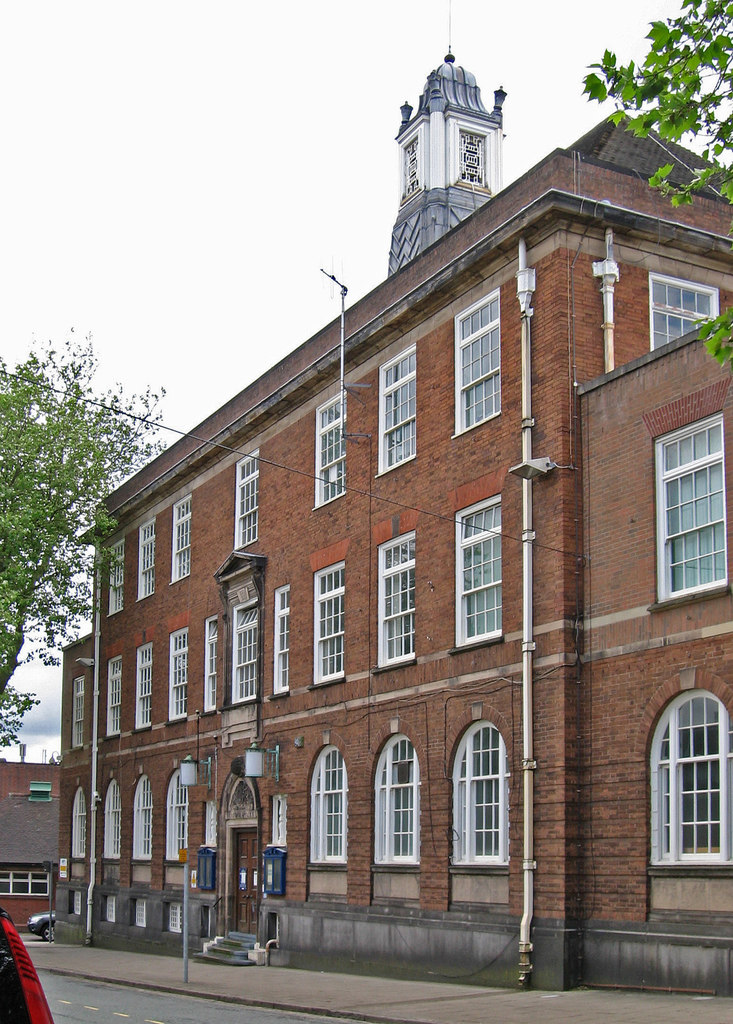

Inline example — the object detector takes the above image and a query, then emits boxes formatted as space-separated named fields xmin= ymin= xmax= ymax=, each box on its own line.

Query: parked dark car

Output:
xmin=27 ymin=912 xmax=55 ymax=942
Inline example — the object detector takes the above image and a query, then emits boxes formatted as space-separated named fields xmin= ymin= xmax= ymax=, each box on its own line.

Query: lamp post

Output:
xmin=182 ymin=850 xmax=190 ymax=982
xmin=76 ymin=551 xmax=100 ymax=950
xmin=178 ymin=745 xmax=215 ymax=981
xmin=179 ymin=757 xmax=196 ymax=983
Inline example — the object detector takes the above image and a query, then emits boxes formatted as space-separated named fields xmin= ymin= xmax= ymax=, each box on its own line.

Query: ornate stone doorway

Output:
xmin=222 ymin=774 xmax=259 ymax=936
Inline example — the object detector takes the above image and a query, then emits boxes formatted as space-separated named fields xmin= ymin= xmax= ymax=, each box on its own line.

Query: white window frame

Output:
xmin=272 ymin=794 xmax=287 ymax=847
xmin=138 ymin=519 xmax=156 ymax=599
xmin=166 ymin=769 xmax=189 ymax=861
xmin=103 ymin=779 xmax=121 ymax=860
xmin=72 ymin=676 xmax=84 ymax=748
xmin=172 ymin=496 xmax=192 ymax=582
xmin=204 ymin=616 xmax=218 ymax=712
xmin=311 ymin=746 xmax=347 ymax=863
xmin=236 ymin=453 xmax=259 ymax=548
xmin=168 ymin=902 xmax=182 ymax=933
xmin=314 ymin=563 xmax=345 ymax=684
xmin=107 ymin=656 xmax=122 ymax=736
xmin=316 ymin=395 xmax=346 ymax=506
xmin=232 ymin=604 xmax=258 ymax=702
xmin=456 ymin=498 xmax=502 ymax=646
xmin=105 ymin=895 xmax=116 ymax=923
xmin=378 ymin=534 xmax=416 ymax=667
xmin=651 ymin=691 xmax=733 ymax=863
xmin=134 ymin=899 xmax=147 ymax=928
xmin=0 ymin=871 xmax=48 ymax=897
xmin=205 ymin=799 xmax=218 ymax=846
xmin=655 ymin=414 xmax=727 ymax=602
xmin=379 ymin=346 xmax=416 ymax=473
xmin=133 ymin=776 xmax=153 ymax=860
xmin=108 ymin=539 xmax=124 ymax=614
xmin=375 ymin=735 xmax=420 ymax=864
xmin=649 ymin=272 xmax=719 ymax=350
xmin=455 ymin=290 xmax=501 ymax=434
xmin=135 ymin=643 xmax=153 ymax=729
xmin=273 ymin=586 xmax=290 ymax=694
xmin=452 ymin=722 xmax=509 ymax=864
xmin=169 ymin=628 xmax=188 ymax=721
xmin=71 ymin=787 xmax=86 ymax=859
xmin=73 ymin=890 xmax=82 ymax=916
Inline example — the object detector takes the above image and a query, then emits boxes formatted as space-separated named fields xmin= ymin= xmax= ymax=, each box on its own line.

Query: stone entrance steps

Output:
xmin=196 ymin=931 xmax=257 ymax=966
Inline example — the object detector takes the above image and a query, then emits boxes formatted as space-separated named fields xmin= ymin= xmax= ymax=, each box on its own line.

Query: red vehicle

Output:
xmin=0 ymin=907 xmax=54 ymax=1023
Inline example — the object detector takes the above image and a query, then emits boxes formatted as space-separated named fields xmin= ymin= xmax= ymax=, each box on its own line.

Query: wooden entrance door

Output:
xmin=234 ymin=828 xmax=258 ymax=934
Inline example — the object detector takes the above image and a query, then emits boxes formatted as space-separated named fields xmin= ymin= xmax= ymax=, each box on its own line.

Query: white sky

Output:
xmin=1 ymin=0 xmax=675 ymax=762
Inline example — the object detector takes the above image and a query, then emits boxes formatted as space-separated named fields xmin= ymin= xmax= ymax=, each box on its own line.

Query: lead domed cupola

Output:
xmin=389 ymin=53 xmax=506 ymax=275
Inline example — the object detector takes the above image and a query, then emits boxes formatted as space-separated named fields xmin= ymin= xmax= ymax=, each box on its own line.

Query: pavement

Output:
xmin=24 ymin=935 xmax=733 ymax=1024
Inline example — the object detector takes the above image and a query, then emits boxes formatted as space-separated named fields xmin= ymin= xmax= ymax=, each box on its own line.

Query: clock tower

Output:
xmin=389 ymin=53 xmax=505 ymax=275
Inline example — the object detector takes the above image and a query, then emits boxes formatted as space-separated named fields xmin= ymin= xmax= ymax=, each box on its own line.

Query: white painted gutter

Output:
xmin=516 ymin=238 xmax=537 ymax=986
xmin=86 ymin=555 xmax=102 ymax=945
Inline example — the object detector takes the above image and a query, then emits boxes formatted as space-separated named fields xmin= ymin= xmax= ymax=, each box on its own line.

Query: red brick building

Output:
xmin=0 ymin=760 xmax=59 ymax=929
xmin=57 ymin=57 xmax=733 ymax=992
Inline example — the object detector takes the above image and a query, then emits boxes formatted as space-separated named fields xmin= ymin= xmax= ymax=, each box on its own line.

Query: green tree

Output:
xmin=0 ymin=687 xmax=39 ymax=748
xmin=0 ymin=338 xmax=164 ymax=708
xmin=584 ymin=0 xmax=733 ymax=363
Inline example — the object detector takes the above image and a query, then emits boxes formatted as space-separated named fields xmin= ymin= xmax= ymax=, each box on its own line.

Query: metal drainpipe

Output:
xmin=86 ymin=552 xmax=102 ymax=945
xmin=592 ymin=228 xmax=620 ymax=373
xmin=516 ymin=237 xmax=537 ymax=986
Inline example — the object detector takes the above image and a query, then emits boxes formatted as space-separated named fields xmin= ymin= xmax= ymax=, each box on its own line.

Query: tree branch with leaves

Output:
xmin=0 ymin=338 xmax=164 ymax=711
xmin=584 ymin=0 xmax=733 ymax=363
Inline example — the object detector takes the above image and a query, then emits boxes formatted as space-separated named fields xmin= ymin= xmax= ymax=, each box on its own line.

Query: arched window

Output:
xmin=311 ymin=747 xmax=347 ymax=862
xmin=651 ymin=691 xmax=733 ymax=862
xmin=452 ymin=721 xmax=509 ymax=864
xmin=375 ymin=735 xmax=420 ymax=863
xmin=71 ymin=787 xmax=86 ymax=859
xmin=133 ymin=776 xmax=153 ymax=860
xmin=166 ymin=770 xmax=188 ymax=861
xmin=103 ymin=779 xmax=121 ymax=859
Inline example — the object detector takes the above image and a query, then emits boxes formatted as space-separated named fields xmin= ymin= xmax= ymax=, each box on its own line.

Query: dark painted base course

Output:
xmin=262 ymin=901 xmax=578 ymax=989
xmin=582 ymin=917 xmax=733 ymax=997
xmin=51 ymin=885 xmax=733 ymax=995
xmin=53 ymin=883 xmax=216 ymax=958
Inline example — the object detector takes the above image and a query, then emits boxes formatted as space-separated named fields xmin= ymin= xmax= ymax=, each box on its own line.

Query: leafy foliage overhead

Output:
xmin=0 ymin=338 xmax=164 ymax=700
xmin=584 ymin=0 xmax=733 ymax=363
xmin=0 ymin=687 xmax=39 ymax=749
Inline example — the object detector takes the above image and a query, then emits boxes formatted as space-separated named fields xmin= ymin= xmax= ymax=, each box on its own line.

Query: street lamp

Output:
xmin=179 ymin=754 xmax=212 ymax=788
xmin=178 ymin=757 xmax=199 ymax=983
xmin=177 ymin=747 xmax=215 ymax=982
xmin=508 ymin=456 xmax=557 ymax=480
xmin=244 ymin=740 xmax=280 ymax=782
